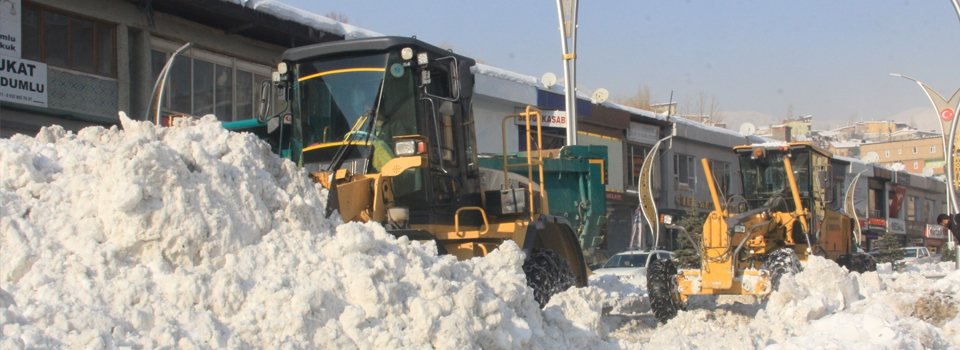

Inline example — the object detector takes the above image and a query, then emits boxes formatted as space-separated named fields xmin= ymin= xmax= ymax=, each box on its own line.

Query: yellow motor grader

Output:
xmin=640 ymin=142 xmax=876 ymax=323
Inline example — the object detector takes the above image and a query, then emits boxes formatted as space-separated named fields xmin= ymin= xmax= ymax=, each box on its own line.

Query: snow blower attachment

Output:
xmin=221 ymin=37 xmax=605 ymax=307
xmin=641 ymin=142 xmax=876 ymax=324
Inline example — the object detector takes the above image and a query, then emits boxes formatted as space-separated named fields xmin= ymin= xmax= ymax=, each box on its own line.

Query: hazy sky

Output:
xmin=281 ymin=0 xmax=960 ymax=132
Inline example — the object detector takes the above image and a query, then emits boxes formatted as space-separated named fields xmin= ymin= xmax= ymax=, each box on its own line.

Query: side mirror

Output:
xmin=257 ymin=80 xmax=271 ymax=123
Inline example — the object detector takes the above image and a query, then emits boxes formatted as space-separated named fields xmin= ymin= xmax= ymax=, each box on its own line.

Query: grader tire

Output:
xmin=523 ymin=248 xmax=577 ymax=308
xmin=764 ymin=248 xmax=802 ymax=292
xmin=647 ymin=258 xmax=681 ymax=324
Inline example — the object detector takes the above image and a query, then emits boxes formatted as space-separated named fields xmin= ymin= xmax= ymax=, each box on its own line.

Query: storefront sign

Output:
xmin=0 ymin=0 xmax=19 ymax=57
xmin=0 ymin=56 xmax=47 ymax=107
xmin=909 ymin=238 xmax=925 ymax=245
xmin=906 ymin=221 xmax=925 ymax=234
xmin=605 ymin=192 xmax=623 ymax=201
xmin=887 ymin=218 xmax=906 ymax=234
xmin=627 ymin=122 xmax=659 ymax=145
xmin=926 ymin=224 xmax=945 ymax=239
xmin=867 ymin=217 xmax=886 ymax=231
xmin=515 ymin=110 xmax=566 ymax=128
xmin=675 ymin=195 xmax=695 ymax=208
xmin=894 ymin=171 xmax=912 ymax=185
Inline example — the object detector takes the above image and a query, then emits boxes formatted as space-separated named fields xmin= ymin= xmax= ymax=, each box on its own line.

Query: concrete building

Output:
xmin=854 ymin=120 xmax=911 ymax=142
xmin=838 ymin=156 xmax=947 ymax=252
xmin=859 ymin=137 xmax=945 ymax=176
xmin=827 ymin=140 xmax=862 ymax=158
xmin=781 ymin=115 xmax=812 ymax=138
xmin=1 ymin=0 xmax=378 ymax=138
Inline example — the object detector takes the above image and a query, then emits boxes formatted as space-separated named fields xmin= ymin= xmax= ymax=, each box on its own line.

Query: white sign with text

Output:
xmin=514 ymin=110 xmax=567 ymax=128
xmin=1 ymin=55 xmax=47 ymax=107
xmin=627 ymin=122 xmax=659 ymax=144
xmin=887 ymin=218 xmax=906 ymax=235
xmin=0 ymin=0 xmax=20 ymax=57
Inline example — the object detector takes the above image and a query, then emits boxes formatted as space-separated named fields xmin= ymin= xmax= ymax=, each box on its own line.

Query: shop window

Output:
xmin=517 ymin=126 xmax=565 ymax=151
xmin=708 ymin=159 xmax=731 ymax=195
xmin=907 ymin=196 xmax=916 ymax=221
xmin=22 ymin=5 xmax=116 ymax=77
xmin=674 ymin=154 xmax=695 ymax=190
xmin=151 ymin=46 xmax=274 ymax=121
xmin=629 ymin=145 xmax=650 ymax=187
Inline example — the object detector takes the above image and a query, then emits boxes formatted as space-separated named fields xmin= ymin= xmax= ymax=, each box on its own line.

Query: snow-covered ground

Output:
xmin=1 ymin=116 xmax=958 ymax=349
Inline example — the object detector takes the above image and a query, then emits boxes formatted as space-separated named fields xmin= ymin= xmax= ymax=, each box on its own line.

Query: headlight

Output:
xmin=395 ymin=140 xmax=425 ymax=156
xmin=660 ymin=214 xmax=673 ymax=225
xmin=417 ymin=52 xmax=429 ymax=66
xmin=277 ymin=62 xmax=288 ymax=74
xmin=734 ymin=224 xmax=746 ymax=233
xmin=401 ymin=47 xmax=414 ymax=60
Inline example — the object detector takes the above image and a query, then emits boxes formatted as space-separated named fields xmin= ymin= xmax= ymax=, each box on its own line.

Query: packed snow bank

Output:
xmin=592 ymin=256 xmax=959 ymax=349
xmin=1 ymin=114 xmax=958 ymax=349
xmin=0 ymin=114 xmax=619 ymax=349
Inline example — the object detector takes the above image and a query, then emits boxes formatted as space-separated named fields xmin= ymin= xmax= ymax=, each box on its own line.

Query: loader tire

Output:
xmin=837 ymin=253 xmax=859 ymax=272
xmin=647 ymin=258 xmax=682 ymax=324
xmin=764 ymin=248 xmax=802 ymax=292
xmin=837 ymin=253 xmax=877 ymax=273
xmin=523 ymin=248 xmax=577 ymax=308
xmin=857 ymin=253 xmax=877 ymax=272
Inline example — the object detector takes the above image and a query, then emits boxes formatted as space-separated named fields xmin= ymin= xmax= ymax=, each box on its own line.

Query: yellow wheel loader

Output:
xmin=222 ymin=37 xmax=594 ymax=306
xmin=640 ymin=142 xmax=876 ymax=323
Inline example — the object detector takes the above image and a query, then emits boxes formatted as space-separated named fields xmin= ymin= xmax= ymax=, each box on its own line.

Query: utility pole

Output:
xmin=556 ymin=0 xmax=578 ymax=146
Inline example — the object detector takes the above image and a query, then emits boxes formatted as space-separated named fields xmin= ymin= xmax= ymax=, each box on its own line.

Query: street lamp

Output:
xmin=890 ymin=73 xmax=960 ymax=249
xmin=555 ymin=0 xmax=578 ymax=146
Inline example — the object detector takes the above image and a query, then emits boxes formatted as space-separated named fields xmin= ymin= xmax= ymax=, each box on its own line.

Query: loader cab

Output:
xmin=276 ymin=37 xmax=481 ymax=213
xmin=736 ymin=143 xmax=846 ymax=211
xmin=735 ymin=143 xmax=847 ymax=236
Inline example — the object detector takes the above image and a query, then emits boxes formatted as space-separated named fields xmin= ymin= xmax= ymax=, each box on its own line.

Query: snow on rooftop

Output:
xmin=224 ymin=0 xmax=384 ymax=40
xmin=471 ymin=64 xmax=540 ymax=88
xmin=750 ymin=141 xmax=790 ymax=147
xmin=471 ymin=63 xmax=756 ymax=143
xmin=830 ymin=140 xmax=860 ymax=148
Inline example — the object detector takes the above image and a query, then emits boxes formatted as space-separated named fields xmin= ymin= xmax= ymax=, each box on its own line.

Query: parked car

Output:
xmin=901 ymin=246 xmax=939 ymax=265
xmin=591 ymin=249 xmax=675 ymax=279
xmin=865 ymin=248 xmax=939 ymax=265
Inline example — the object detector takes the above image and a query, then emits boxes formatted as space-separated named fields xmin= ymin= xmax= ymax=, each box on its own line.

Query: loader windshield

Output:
xmin=738 ymin=150 xmax=811 ymax=206
xmin=294 ymin=52 xmax=418 ymax=173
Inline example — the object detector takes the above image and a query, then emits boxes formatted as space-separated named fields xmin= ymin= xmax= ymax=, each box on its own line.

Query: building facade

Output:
xmin=859 ymin=137 xmax=944 ymax=176
xmin=1 ymin=0 xmax=366 ymax=138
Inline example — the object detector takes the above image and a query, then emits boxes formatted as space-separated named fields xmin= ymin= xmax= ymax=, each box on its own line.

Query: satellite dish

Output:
xmin=739 ymin=122 xmax=756 ymax=136
xmin=592 ymin=88 xmax=609 ymax=103
xmin=862 ymin=152 xmax=879 ymax=164
xmin=541 ymin=72 xmax=557 ymax=89
xmin=923 ymin=166 xmax=934 ymax=177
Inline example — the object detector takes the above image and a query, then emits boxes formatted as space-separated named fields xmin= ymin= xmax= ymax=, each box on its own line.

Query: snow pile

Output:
xmin=0 ymin=115 xmax=616 ymax=349
xmin=592 ymin=256 xmax=959 ymax=349
xmin=1 ymin=114 xmax=958 ymax=349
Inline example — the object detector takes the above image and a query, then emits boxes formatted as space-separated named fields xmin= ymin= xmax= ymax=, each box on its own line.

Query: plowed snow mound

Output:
xmin=595 ymin=256 xmax=960 ymax=349
xmin=0 ymin=115 xmax=617 ymax=349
